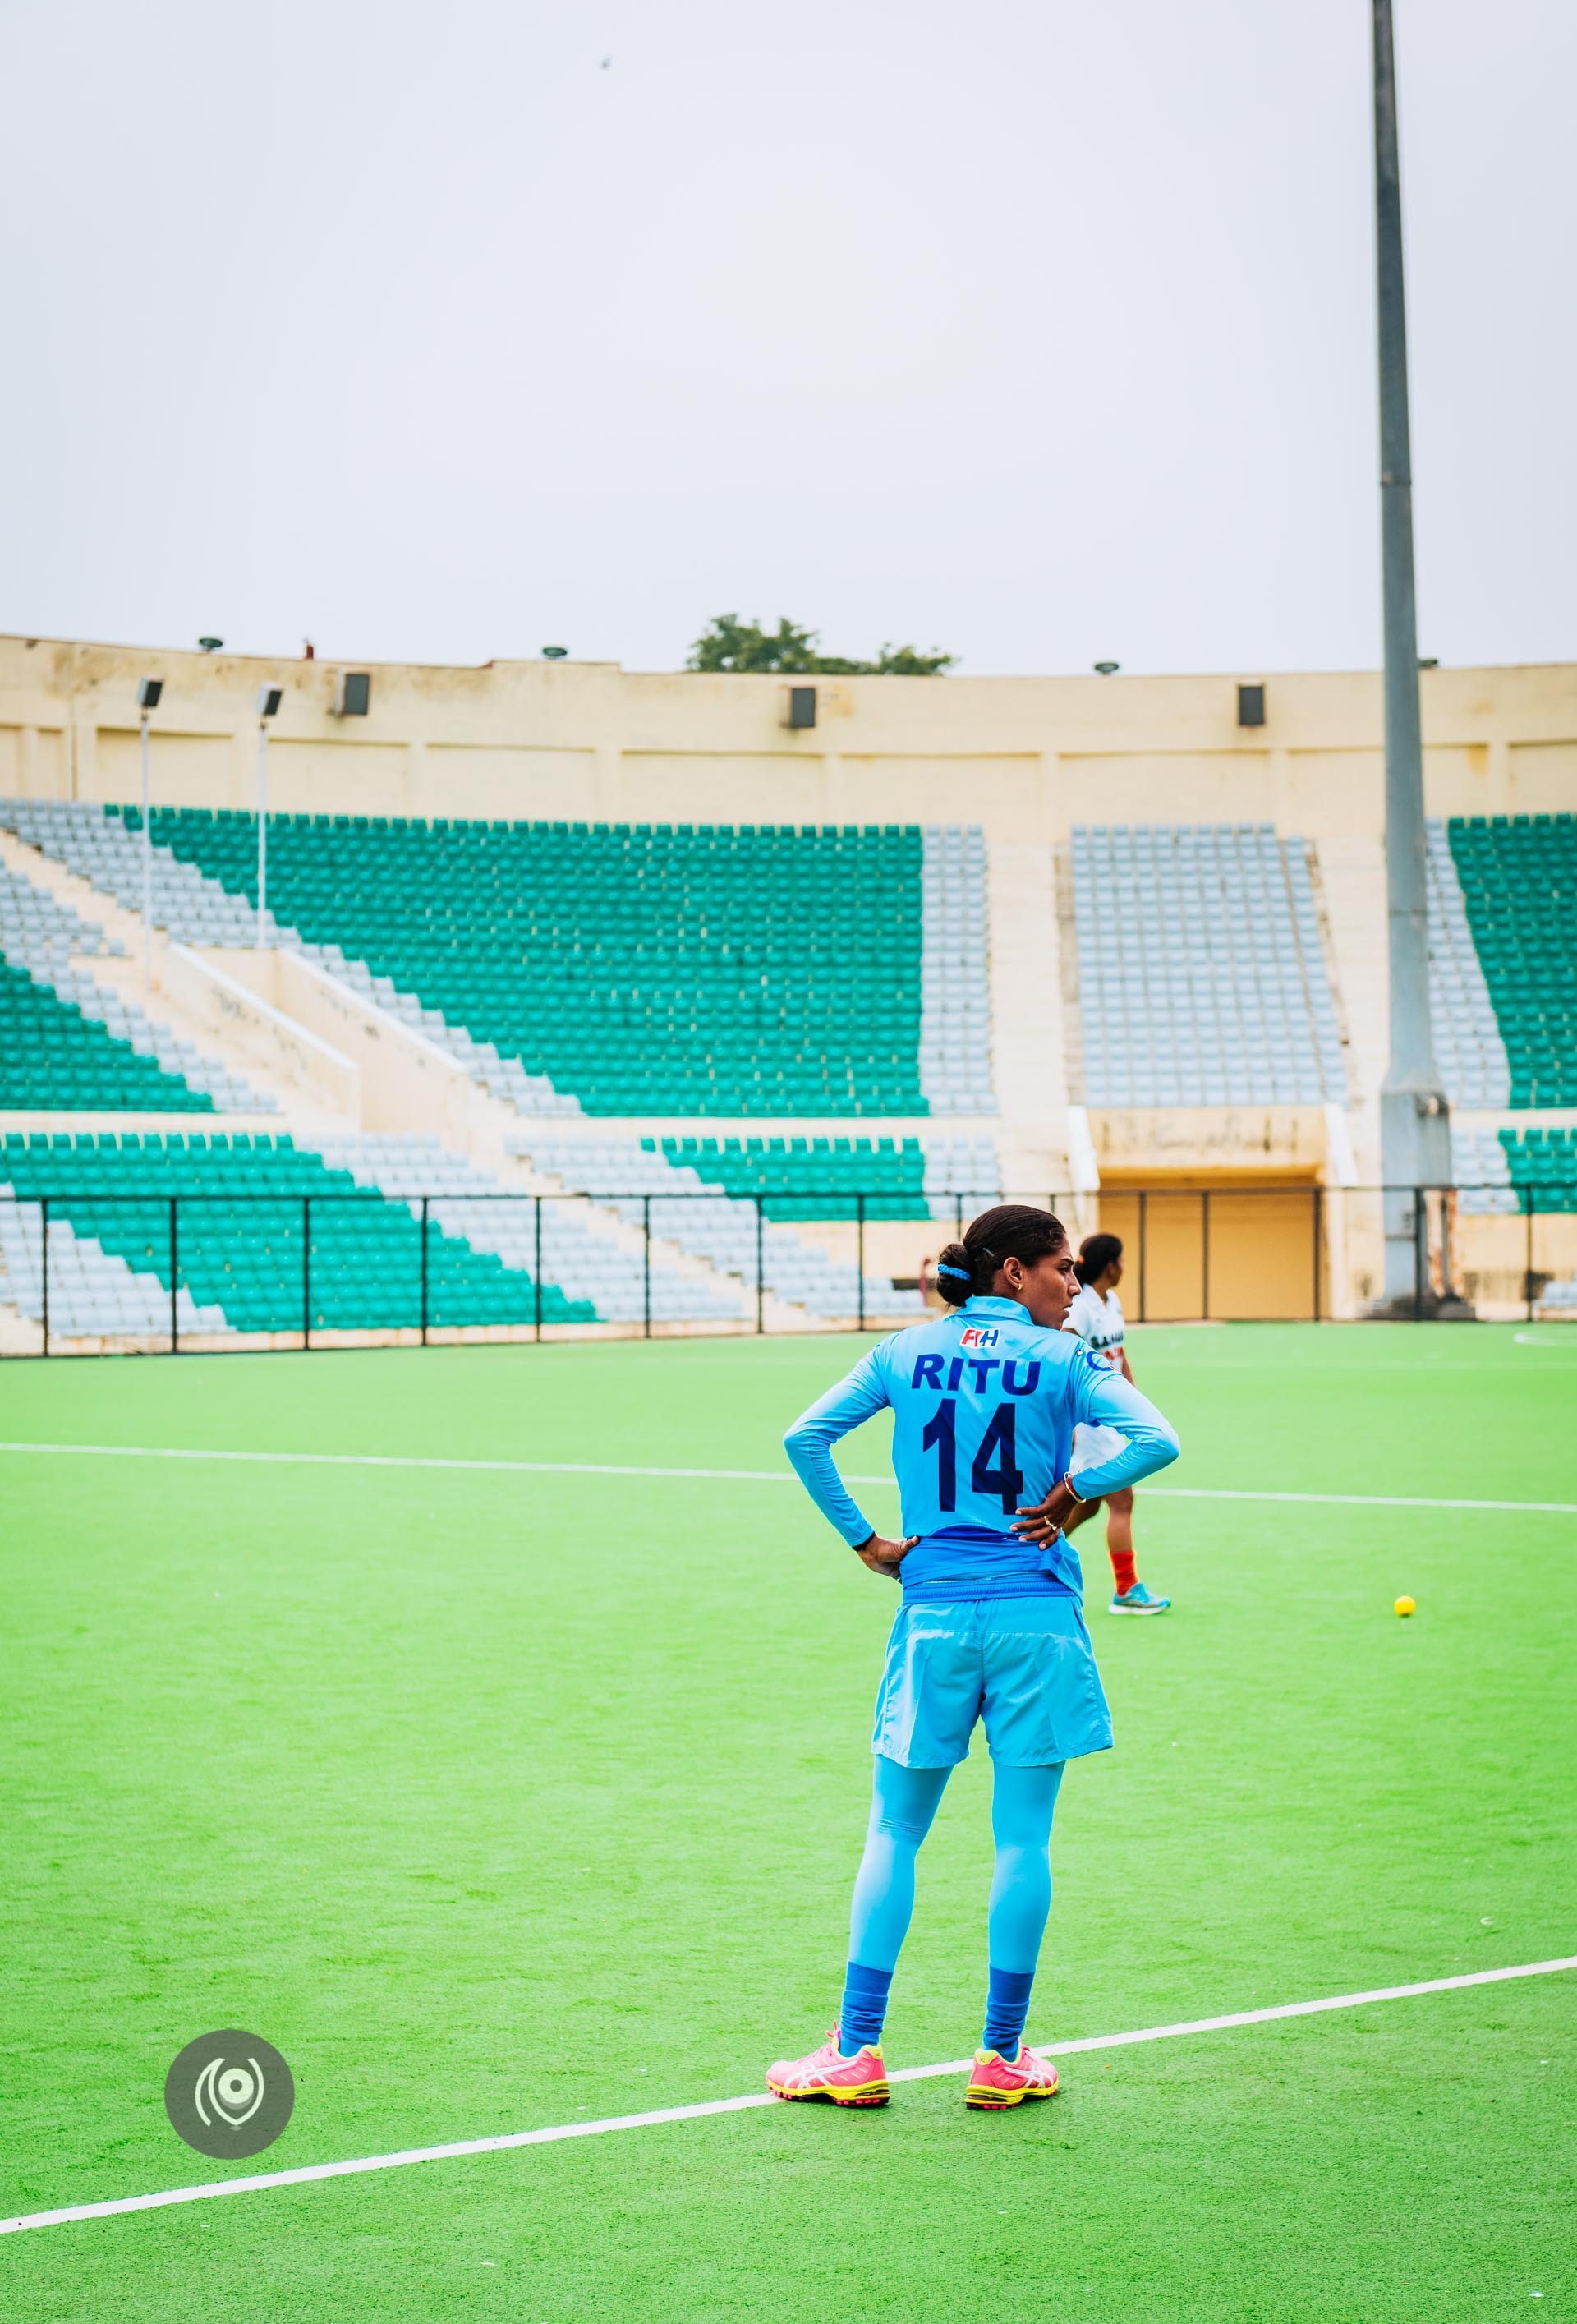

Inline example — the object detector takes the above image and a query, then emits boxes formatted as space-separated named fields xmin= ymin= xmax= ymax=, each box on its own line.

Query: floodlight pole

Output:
xmin=139 ymin=708 xmax=154 ymax=989
xmin=136 ymin=676 xmax=163 ymax=987
xmin=257 ymin=722 xmax=269 ymax=949
xmin=255 ymin=684 xmax=283 ymax=949
xmin=1372 ymin=0 xmax=1449 ymax=1303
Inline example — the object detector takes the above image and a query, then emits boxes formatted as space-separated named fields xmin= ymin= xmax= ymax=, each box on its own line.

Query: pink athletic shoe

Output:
xmin=964 ymin=2044 xmax=1060 ymax=2109
xmin=766 ymin=2029 xmax=890 ymax=2107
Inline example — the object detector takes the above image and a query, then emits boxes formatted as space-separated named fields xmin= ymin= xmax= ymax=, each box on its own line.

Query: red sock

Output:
xmin=1109 ymin=1547 xmax=1138 ymax=1596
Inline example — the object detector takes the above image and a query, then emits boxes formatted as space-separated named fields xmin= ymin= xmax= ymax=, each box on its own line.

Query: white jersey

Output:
xmin=1063 ymin=1284 xmax=1125 ymax=1364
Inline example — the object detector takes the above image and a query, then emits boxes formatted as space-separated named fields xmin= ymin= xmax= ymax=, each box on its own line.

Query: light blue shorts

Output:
xmin=871 ymin=1595 xmax=1113 ymax=1769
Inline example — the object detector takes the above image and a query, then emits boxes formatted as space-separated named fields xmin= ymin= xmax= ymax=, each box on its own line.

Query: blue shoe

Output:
xmin=1109 ymin=1581 xmax=1171 ymax=1615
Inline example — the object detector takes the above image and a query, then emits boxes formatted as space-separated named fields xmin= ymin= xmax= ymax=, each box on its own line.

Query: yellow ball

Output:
xmin=1394 ymin=1596 xmax=1416 ymax=1618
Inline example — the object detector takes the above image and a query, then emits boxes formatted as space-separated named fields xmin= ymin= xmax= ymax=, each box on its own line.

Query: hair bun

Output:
xmin=935 ymin=1240 xmax=973 ymax=1307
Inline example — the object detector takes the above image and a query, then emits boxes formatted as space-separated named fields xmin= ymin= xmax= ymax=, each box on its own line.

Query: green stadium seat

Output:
xmin=660 ymin=1134 xmax=931 ymax=1222
xmin=118 ymin=808 xmax=928 ymax=1117
xmin=0 ymin=957 xmax=213 ymax=1115
xmin=1499 ymin=1126 xmax=1577 ymax=1213
xmin=2 ymin=1134 xmax=595 ymax=1333
xmin=1448 ymin=815 xmax=1577 ymax=1108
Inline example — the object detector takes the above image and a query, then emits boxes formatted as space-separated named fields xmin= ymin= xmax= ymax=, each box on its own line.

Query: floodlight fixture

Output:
xmin=137 ymin=676 xmax=163 ymax=711
xmin=257 ymin=684 xmax=283 ymax=720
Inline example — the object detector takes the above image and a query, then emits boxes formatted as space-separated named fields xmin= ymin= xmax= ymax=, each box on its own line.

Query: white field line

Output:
xmin=1 ymin=1442 xmax=1575 ymax=1516
xmin=1144 ymin=1485 xmax=1577 ymax=1515
xmin=2 ymin=1956 xmax=1573 ymax=2238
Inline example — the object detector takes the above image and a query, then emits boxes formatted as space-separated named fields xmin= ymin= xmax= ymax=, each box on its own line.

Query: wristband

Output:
xmin=1060 ymin=1471 xmax=1088 ymax=1507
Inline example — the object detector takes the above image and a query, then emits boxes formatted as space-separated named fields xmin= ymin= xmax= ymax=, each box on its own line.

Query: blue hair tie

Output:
xmin=936 ymin=1263 xmax=972 ymax=1281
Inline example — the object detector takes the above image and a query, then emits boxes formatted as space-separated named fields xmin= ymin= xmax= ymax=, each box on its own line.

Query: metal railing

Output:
xmin=0 ymin=1180 xmax=1572 ymax=1356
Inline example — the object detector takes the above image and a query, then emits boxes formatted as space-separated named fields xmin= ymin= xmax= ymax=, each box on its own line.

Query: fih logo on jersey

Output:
xmin=959 ymin=1326 xmax=1000 ymax=1351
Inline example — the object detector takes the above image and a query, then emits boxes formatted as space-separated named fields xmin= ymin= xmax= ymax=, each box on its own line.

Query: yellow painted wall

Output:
xmin=2 ymin=635 xmax=1574 ymax=837
xmin=1095 ymin=1187 xmax=1321 ymax=1321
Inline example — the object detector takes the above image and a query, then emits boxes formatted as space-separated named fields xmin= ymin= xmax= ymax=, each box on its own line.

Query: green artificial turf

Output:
xmin=1 ymin=1323 xmax=1574 ymax=2320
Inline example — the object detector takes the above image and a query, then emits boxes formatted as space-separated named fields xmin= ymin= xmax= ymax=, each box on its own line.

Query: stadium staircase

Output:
xmin=0 ymin=847 xmax=271 ymax=1113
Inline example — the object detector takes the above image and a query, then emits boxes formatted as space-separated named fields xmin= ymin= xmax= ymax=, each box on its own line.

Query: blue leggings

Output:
xmin=848 ymin=1755 xmax=1064 ymax=1976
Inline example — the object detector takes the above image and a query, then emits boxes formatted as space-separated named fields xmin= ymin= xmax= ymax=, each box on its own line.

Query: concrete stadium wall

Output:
xmin=2 ymin=636 xmax=1575 ymax=834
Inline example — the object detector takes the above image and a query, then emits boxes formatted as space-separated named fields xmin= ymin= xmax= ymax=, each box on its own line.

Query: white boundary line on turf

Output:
xmin=1144 ymin=1484 xmax=1577 ymax=1515
xmin=2 ymin=1955 xmax=1573 ymax=2238
xmin=2 ymin=1443 xmax=1575 ymax=1516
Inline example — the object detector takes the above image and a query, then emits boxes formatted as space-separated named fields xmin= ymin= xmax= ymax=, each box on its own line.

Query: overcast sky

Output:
xmin=2 ymin=0 xmax=1572 ymax=678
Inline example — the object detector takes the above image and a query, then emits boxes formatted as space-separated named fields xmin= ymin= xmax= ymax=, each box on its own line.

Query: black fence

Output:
xmin=0 ymin=1181 xmax=1572 ymax=1356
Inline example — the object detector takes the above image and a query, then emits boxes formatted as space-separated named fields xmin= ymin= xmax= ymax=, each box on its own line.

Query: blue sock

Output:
xmin=982 ymin=1965 xmax=1036 ymax=2057
xmin=839 ymin=1962 xmax=893 ymax=2055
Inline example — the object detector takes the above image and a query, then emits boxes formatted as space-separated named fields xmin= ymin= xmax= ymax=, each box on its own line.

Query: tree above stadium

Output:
xmin=686 ymin=614 xmax=954 ymax=676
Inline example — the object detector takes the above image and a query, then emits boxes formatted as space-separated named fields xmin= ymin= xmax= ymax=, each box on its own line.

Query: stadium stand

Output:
xmin=632 ymin=1132 xmax=1001 ymax=1222
xmin=1447 ymin=814 xmax=1577 ymax=1107
xmin=3 ymin=639 xmax=1573 ymax=1338
xmin=0 ymin=858 xmax=271 ymax=1112
xmin=1072 ymin=823 xmax=1345 ymax=1107
xmin=0 ymin=797 xmax=570 ymax=1113
xmin=0 ymin=959 xmax=218 ymax=1114
xmin=634 ymin=1130 xmax=1002 ymax=1224
xmin=0 ymin=801 xmax=997 ymax=1121
xmin=0 ymin=1132 xmax=594 ymax=1335
xmin=1453 ymin=1123 xmax=1577 ymax=1217
xmin=502 ymin=1125 xmax=925 ymax=1320
xmin=1498 ymin=1125 xmax=1577 ymax=1212
xmin=1518 ymin=1131 xmax=1577 ymax=1311
xmin=922 ymin=1132 xmax=1004 ymax=1210
xmin=0 ymin=811 xmax=945 ymax=1330
xmin=302 ymin=1133 xmax=754 ymax=1327
xmin=919 ymin=825 xmax=995 ymax=1112
xmin=0 ymin=1191 xmax=232 ymax=1341
xmin=1425 ymin=824 xmax=1510 ymax=1108
xmin=1451 ymin=1125 xmax=1519 ymax=1213
xmin=648 ymin=1134 xmax=929 ymax=1219
xmin=0 ymin=854 xmax=123 ymax=972
xmin=2 ymin=799 xmax=265 ymax=946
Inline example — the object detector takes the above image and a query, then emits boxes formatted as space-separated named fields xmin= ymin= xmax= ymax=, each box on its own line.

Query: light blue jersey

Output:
xmin=784 ymin=1294 xmax=1181 ymax=1601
